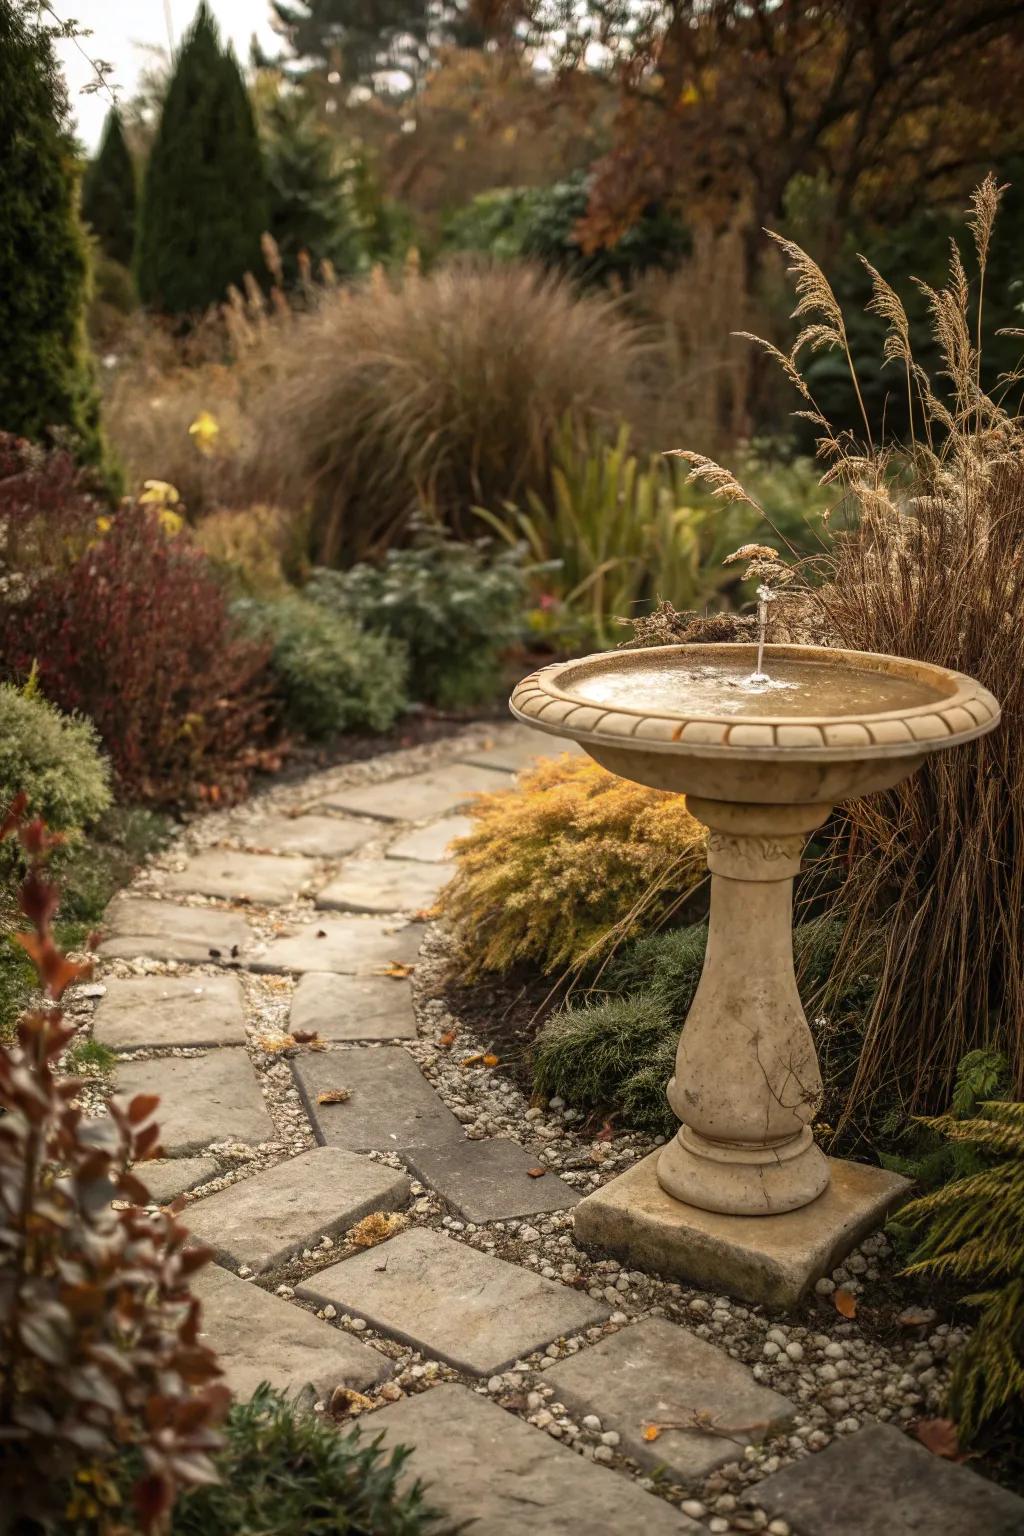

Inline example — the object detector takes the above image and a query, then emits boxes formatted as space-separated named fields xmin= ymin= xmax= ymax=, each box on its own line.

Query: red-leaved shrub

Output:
xmin=0 ymin=431 xmax=103 ymax=582
xmin=0 ymin=495 xmax=272 ymax=806
xmin=0 ymin=797 xmax=228 ymax=1530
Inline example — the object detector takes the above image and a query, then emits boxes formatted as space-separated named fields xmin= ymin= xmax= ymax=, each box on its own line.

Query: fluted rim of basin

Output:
xmin=510 ymin=643 xmax=1001 ymax=761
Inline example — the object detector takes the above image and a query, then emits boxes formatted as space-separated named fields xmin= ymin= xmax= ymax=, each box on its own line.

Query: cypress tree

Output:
xmin=81 ymin=108 xmax=136 ymax=266
xmin=0 ymin=0 xmax=105 ymax=467
xmin=136 ymin=4 xmax=268 ymax=316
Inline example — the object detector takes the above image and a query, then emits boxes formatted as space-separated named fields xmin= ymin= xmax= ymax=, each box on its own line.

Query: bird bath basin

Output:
xmin=511 ymin=643 xmax=1000 ymax=1232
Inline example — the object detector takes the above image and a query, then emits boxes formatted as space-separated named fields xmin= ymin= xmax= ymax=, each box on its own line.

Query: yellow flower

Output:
xmin=158 ymin=507 xmax=184 ymax=536
xmin=188 ymin=408 xmax=221 ymax=456
xmin=139 ymin=479 xmax=180 ymax=508
xmin=95 ymin=514 xmax=112 ymax=533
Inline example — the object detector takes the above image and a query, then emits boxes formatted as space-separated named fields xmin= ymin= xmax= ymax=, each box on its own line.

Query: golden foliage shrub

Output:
xmin=440 ymin=755 xmax=707 ymax=976
xmin=194 ymin=504 xmax=307 ymax=595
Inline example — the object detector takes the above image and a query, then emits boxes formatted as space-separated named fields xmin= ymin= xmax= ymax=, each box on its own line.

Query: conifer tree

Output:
xmin=81 ymin=108 xmax=136 ymax=266
xmin=0 ymin=0 xmax=106 ymax=467
xmin=136 ymin=4 xmax=268 ymax=315
xmin=264 ymin=95 xmax=363 ymax=285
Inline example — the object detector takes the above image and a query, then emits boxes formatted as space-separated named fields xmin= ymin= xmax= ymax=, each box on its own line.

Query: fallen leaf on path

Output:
xmin=460 ymin=1053 xmax=484 ymax=1067
xmin=833 ymin=1287 xmax=858 ymax=1318
xmin=377 ymin=961 xmax=414 ymax=978
xmin=316 ymin=1089 xmax=351 ymax=1105
xmin=482 ymin=1052 xmax=500 ymax=1067
xmin=642 ymin=1424 xmax=661 ymax=1441
xmin=349 ymin=1211 xmax=409 ymax=1248
xmin=526 ymin=1167 xmax=547 ymax=1179
xmin=437 ymin=1030 xmax=458 ymax=1049
xmin=254 ymin=1032 xmax=296 ymax=1054
xmin=914 ymin=1418 xmax=967 ymax=1460
xmin=329 ymin=1385 xmax=374 ymax=1419
xmin=898 ymin=1306 xmax=937 ymax=1328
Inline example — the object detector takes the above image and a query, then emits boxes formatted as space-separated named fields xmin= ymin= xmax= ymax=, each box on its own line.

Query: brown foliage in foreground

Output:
xmin=0 ymin=798 xmax=227 ymax=1530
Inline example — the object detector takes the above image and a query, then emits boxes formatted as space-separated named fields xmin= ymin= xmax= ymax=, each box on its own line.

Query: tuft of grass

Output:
xmin=166 ymin=1385 xmax=456 ymax=1536
xmin=63 ymin=1035 xmax=116 ymax=1075
xmin=533 ymin=991 xmax=678 ymax=1136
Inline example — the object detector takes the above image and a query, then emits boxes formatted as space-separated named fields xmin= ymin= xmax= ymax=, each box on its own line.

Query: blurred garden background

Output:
xmin=3 ymin=0 xmax=1024 ymax=1512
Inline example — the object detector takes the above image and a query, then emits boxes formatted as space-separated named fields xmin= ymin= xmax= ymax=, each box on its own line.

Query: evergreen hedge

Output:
xmin=0 ymin=0 xmax=106 ymax=467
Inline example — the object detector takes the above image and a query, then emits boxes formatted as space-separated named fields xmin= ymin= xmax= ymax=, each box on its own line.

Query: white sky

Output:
xmin=54 ymin=0 xmax=281 ymax=149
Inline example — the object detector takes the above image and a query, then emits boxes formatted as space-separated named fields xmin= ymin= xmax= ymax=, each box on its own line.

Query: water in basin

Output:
xmin=565 ymin=652 xmax=946 ymax=720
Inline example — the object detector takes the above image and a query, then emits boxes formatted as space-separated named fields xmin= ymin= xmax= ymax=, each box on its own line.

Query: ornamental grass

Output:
xmin=439 ymin=754 xmax=707 ymax=977
xmin=676 ymin=176 xmax=1024 ymax=1121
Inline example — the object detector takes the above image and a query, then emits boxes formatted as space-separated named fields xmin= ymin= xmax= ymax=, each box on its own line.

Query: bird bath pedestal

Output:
xmin=511 ymin=643 xmax=1000 ymax=1305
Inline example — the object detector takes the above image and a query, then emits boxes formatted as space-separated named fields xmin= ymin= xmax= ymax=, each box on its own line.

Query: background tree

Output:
xmin=0 ymin=0 xmax=106 ymax=468
xmin=136 ymin=3 xmax=268 ymax=316
xmin=81 ymin=107 xmax=136 ymax=266
xmin=504 ymin=1 xmax=1024 ymax=266
xmin=270 ymin=0 xmax=437 ymax=98
xmin=263 ymin=91 xmax=365 ymax=285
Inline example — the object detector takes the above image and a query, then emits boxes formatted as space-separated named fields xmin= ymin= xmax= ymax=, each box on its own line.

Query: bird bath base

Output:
xmin=573 ymin=1148 xmax=909 ymax=1309
xmin=510 ymin=641 xmax=1000 ymax=1306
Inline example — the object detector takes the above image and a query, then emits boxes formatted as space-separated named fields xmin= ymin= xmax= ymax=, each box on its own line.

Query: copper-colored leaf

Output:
xmin=482 ymin=1052 xmax=500 ymax=1067
xmin=914 ymin=1417 xmax=966 ymax=1460
xmin=898 ymin=1306 xmax=937 ymax=1328
xmin=642 ymin=1424 xmax=661 ymax=1441
xmin=127 ymin=1094 xmax=161 ymax=1126
xmin=377 ymin=961 xmax=414 ymax=979
xmin=526 ymin=1167 xmax=547 ymax=1179
xmin=833 ymin=1287 xmax=858 ymax=1318
xmin=316 ymin=1088 xmax=350 ymax=1105
xmin=291 ymin=1028 xmax=319 ymax=1043
xmin=437 ymin=1029 xmax=458 ymax=1048
xmin=460 ymin=1053 xmax=484 ymax=1067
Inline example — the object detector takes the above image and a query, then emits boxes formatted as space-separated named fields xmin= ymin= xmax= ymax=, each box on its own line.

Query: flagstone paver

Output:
xmin=318 ymin=763 xmax=512 ymax=823
xmin=460 ymin=726 xmax=585 ymax=774
xmin=293 ymin=1046 xmax=464 ymax=1152
xmin=182 ymin=1146 xmax=410 ymax=1273
xmin=370 ymin=1385 xmax=700 ymax=1535
xmin=386 ymin=814 xmax=472 ymax=863
xmin=92 ymin=974 xmax=246 ymax=1051
xmin=290 ymin=972 xmax=417 ymax=1041
xmin=238 ymin=812 xmax=378 ymax=858
xmin=162 ymin=849 xmax=318 ymax=904
xmin=298 ymin=1227 xmax=610 ymax=1375
xmin=544 ymin=1316 xmax=796 ymax=1481
xmin=406 ymin=1138 xmax=579 ymax=1224
xmin=751 ymin=1421 xmax=1024 ymax=1536
xmin=192 ymin=1265 xmax=392 ymax=1402
xmin=99 ymin=897 xmax=251 ymax=964
xmin=250 ymin=916 xmax=422 ymax=975
xmin=315 ymin=856 xmax=449 ymax=915
xmin=114 ymin=1051 xmax=276 ymax=1155
xmin=138 ymin=1155 xmax=220 ymax=1204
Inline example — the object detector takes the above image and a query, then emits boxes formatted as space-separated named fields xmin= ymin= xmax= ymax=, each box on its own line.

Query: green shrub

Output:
xmin=309 ymin=528 xmax=528 ymax=708
xmin=136 ymin=4 xmax=268 ymax=315
xmin=166 ymin=1385 xmax=453 ymax=1535
xmin=443 ymin=172 xmax=689 ymax=287
xmin=0 ymin=0 xmax=106 ymax=470
xmin=0 ymin=683 xmax=111 ymax=834
xmin=263 ymin=95 xmax=366 ymax=288
xmin=234 ymin=596 xmax=408 ymax=740
xmin=899 ymin=1097 xmax=1024 ymax=1443
xmin=440 ymin=756 xmax=707 ymax=977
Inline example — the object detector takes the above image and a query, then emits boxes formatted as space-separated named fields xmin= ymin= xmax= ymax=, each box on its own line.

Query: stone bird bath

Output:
xmin=511 ymin=642 xmax=1000 ymax=1304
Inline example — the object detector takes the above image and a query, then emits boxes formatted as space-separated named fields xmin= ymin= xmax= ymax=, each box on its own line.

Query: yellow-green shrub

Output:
xmin=440 ymin=755 xmax=707 ymax=976
xmin=194 ymin=504 xmax=307 ymax=596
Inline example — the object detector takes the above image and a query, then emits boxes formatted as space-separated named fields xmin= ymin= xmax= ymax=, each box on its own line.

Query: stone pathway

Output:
xmin=72 ymin=723 xmax=1023 ymax=1536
